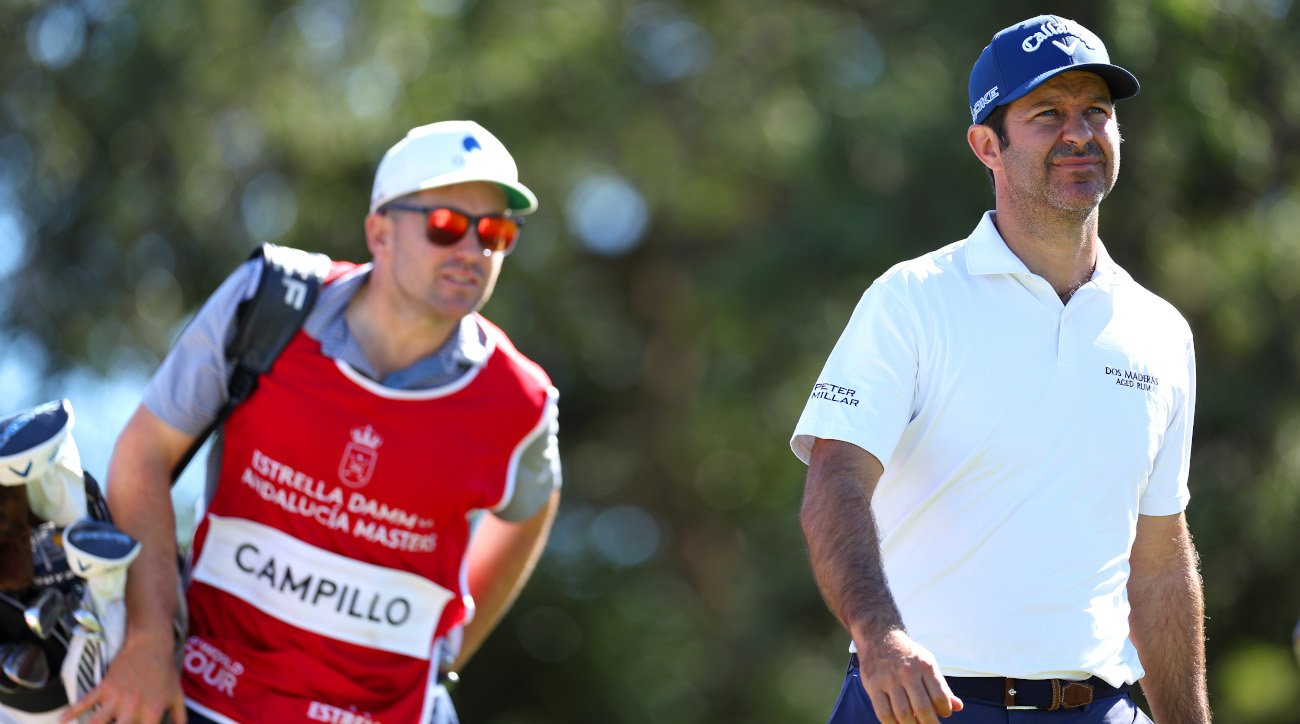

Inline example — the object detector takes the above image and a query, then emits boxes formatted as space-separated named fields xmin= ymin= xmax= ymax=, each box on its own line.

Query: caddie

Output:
xmin=70 ymin=121 xmax=561 ymax=724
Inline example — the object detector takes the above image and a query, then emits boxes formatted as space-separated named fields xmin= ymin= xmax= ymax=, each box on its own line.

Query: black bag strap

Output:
xmin=169 ymin=243 xmax=330 ymax=483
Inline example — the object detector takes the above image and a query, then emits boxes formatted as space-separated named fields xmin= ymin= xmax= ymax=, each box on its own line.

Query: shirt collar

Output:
xmin=1090 ymin=242 xmax=1133 ymax=288
xmin=964 ymin=211 xmax=1031 ymax=276
xmin=454 ymin=314 xmax=489 ymax=367
xmin=964 ymin=210 xmax=1134 ymax=288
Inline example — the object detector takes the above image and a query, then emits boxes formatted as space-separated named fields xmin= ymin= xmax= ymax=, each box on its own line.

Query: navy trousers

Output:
xmin=829 ymin=658 xmax=1154 ymax=723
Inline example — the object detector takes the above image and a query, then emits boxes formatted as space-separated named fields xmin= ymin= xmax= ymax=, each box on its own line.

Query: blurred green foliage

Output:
xmin=2 ymin=0 xmax=1299 ymax=721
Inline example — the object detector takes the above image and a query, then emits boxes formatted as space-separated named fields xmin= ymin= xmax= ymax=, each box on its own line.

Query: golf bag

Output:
xmin=0 ymin=399 xmax=140 ymax=723
xmin=0 ymin=243 xmax=328 ymax=722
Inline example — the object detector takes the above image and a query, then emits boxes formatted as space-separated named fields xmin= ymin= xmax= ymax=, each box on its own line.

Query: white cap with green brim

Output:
xmin=369 ymin=120 xmax=538 ymax=215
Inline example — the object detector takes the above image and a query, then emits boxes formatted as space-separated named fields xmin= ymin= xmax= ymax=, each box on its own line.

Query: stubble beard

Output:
xmin=1046 ymin=145 xmax=1118 ymax=215
xmin=1002 ymin=141 xmax=1119 ymax=225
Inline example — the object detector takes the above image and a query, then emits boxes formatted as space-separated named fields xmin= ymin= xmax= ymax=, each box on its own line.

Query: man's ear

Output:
xmin=365 ymin=212 xmax=391 ymax=258
xmin=967 ymin=124 xmax=1003 ymax=174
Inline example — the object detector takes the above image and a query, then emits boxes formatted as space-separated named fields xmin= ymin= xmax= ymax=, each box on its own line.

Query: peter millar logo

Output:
xmin=339 ymin=425 xmax=382 ymax=489
xmin=810 ymin=382 xmax=860 ymax=407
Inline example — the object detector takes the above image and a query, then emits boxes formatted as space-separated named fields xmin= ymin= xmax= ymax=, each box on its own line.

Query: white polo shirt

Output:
xmin=791 ymin=211 xmax=1196 ymax=686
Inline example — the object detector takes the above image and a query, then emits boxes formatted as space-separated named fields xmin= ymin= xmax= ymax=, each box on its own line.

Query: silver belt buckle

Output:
xmin=1005 ymin=683 xmax=1039 ymax=710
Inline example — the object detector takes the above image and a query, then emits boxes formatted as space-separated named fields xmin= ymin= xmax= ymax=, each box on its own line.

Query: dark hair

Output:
xmin=980 ymin=104 xmax=1010 ymax=183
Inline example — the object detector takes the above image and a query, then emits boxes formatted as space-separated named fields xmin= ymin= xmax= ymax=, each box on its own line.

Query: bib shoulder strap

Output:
xmin=169 ymin=243 xmax=330 ymax=483
xmin=227 ymin=243 xmax=332 ymax=378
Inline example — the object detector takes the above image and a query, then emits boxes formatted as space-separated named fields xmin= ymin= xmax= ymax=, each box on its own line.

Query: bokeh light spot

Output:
xmin=566 ymin=174 xmax=649 ymax=256
xmin=623 ymin=3 xmax=712 ymax=83
xmin=589 ymin=505 xmax=661 ymax=567
xmin=26 ymin=4 xmax=87 ymax=69
xmin=241 ymin=172 xmax=299 ymax=241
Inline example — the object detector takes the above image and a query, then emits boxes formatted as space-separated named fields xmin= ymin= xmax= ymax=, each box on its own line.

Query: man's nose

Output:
xmin=1060 ymin=110 xmax=1096 ymax=147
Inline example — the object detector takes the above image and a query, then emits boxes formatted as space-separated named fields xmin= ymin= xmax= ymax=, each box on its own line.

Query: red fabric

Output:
xmin=325 ymin=260 xmax=359 ymax=284
xmin=182 ymin=300 xmax=550 ymax=722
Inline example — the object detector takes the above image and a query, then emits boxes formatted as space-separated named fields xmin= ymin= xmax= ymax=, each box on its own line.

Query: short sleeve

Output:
xmin=790 ymin=280 xmax=920 ymax=466
xmin=493 ymin=387 xmax=561 ymax=522
xmin=142 ymin=260 xmax=262 ymax=435
xmin=1138 ymin=335 xmax=1196 ymax=515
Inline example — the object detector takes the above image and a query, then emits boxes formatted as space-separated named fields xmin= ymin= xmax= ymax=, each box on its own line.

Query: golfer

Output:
xmin=792 ymin=14 xmax=1209 ymax=724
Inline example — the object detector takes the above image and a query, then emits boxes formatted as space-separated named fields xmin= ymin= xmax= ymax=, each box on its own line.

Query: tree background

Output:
xmin=2 ymin=0 xmax=1299 ymax=721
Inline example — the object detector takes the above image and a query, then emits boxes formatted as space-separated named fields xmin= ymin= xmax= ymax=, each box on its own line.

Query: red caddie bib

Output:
xmin=180 ymin=265 xmax=552 ymax=723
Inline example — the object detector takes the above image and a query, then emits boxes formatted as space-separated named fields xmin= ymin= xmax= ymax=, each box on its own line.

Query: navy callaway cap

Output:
xmin=968 ymin=15 xmax=1139 ymax=124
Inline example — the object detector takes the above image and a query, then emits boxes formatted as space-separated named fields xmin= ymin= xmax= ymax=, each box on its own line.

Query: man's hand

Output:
xmin=65 ymin=405 xmax=193 ymax=724
xmin=60 ymin=632 xmax=185 ymax=723
xmin=855 ymin=630 xmax=963 ymax=724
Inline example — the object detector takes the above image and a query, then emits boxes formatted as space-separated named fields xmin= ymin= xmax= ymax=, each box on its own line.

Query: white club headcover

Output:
xmin=0 ymin=399 xmax=87 ymax=527
xmin=60 ymin=518 xmax=141 ymax=619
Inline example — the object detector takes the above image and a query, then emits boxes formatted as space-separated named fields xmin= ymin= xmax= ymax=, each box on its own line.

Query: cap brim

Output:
xmin=981 ymin=63 xmax=1140 ymax=123
xmin=498 ymin=182 xmax=539 ymax=215
xmin=1059 ymin=63 xmax=1140 ymax=101
xmin=371 ymin=171 xmax=539 ymax=215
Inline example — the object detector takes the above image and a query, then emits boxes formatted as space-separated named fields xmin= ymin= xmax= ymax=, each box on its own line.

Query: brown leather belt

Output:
xmin=945 ymin=676 xmax=1126 ymax=710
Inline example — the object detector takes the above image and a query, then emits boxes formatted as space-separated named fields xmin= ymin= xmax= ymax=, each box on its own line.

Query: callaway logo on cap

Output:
xmin=967 ymin=14 xmax=1139 ymax=124
xmin=370 ymin=120 xmax=538 ymax=214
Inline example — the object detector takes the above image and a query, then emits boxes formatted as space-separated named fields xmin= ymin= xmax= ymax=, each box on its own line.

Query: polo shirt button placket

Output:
xmin=1058 ymin=287 xmax=1097 ymax=368
xmin=1058 ymin=310 xmax=1070 ymax=365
